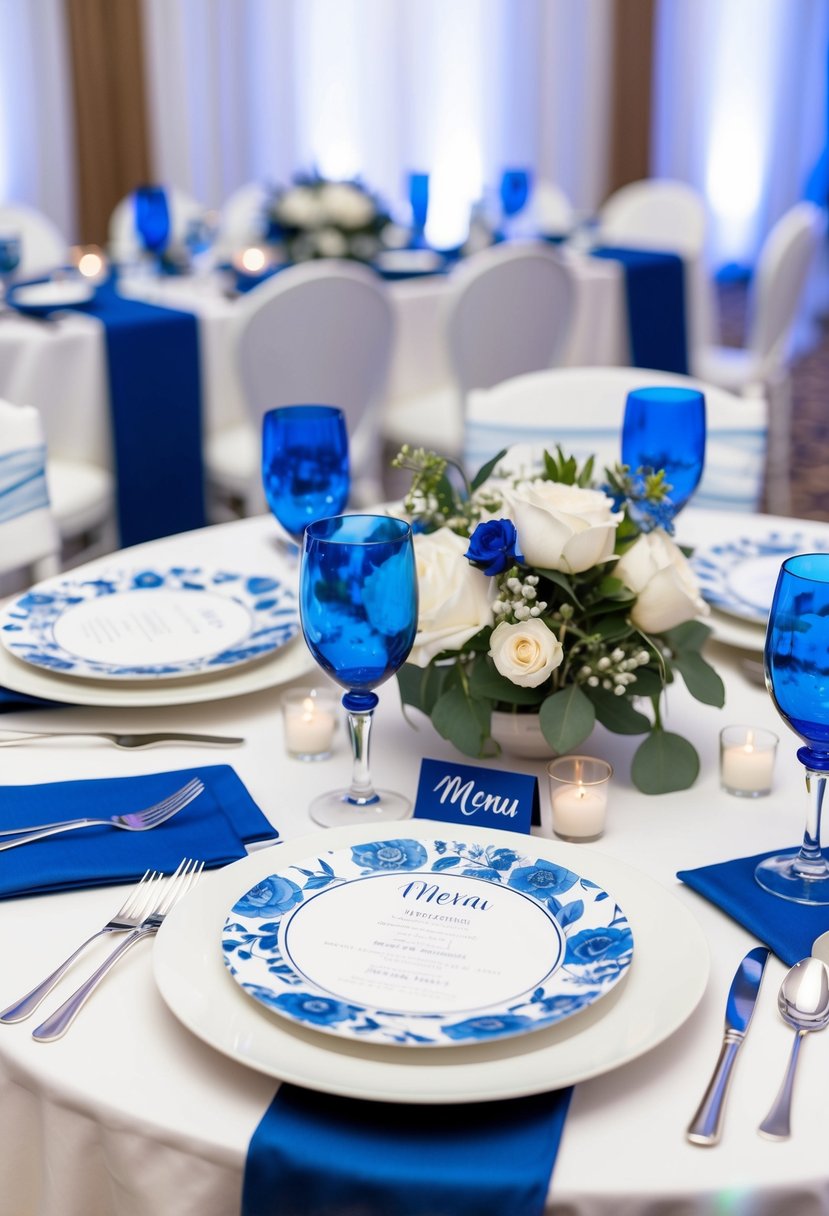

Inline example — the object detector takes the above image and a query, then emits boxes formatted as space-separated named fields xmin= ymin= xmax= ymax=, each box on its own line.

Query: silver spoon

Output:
xmin=758 ymin=957 xmax=829 ymax=1140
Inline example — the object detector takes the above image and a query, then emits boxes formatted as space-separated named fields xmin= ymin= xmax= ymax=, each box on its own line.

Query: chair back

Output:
xmin=746 ymin=201 xmax=824 ymax=365
xmin=444 ymin=242 xmax=575 ymax=398
xmin=0 ymin=204 xmax=67 ymax=277
xmin=528 ymin=182 xmax=574 ymax=236
xmin=216 ymin=182 xmax=270 ymax=255
xmin=108 ymin=187 xmax=205 ymax=261
xmin=0 ymin=400 xmax=59 ymax=576
xmin=466 ymin=366 xmax=767 ymax=513
xmin=598 ymin=179 xmax=707 ymax=255
xmin=233 ymin=260 xmax=394 ymax=500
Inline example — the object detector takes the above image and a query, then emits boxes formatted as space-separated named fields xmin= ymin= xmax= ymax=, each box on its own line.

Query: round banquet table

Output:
xmin=2 ymin=510 xmax=829 ymax=1216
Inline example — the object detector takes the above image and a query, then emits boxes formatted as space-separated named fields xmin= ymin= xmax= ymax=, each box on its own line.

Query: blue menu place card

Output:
xmin=413 ymin=758 xmax=539 ymax=835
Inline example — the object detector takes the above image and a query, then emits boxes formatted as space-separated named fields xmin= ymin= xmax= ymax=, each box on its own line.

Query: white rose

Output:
xmin=313 ymin=227 xmax=348 ymax=258
xmin=505 ymin=480 xmax=620 ymax=574
xmin=277 ymin=187 xmax=325 ymax=229
xmin=319 ymin=183 xmax=376 ymax=230
xmin=615 ymin=528 xmax=709 ymax=634
xmin=488 ymin=619 xmax=563 ymax=688
xmin=409 ymin=528 xmax=494 ymax=666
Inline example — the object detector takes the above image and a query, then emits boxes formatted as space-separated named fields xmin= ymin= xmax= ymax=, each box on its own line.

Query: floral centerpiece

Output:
xmin=393 ymin=445 xmax=724 ymax=794
xmin=264 ymin=172 xmax=407 ymax=264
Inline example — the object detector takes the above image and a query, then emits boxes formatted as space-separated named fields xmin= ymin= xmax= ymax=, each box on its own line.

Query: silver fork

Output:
xmin=32 ymin=858 xmax=204 ymax=1042
xmin=0 ymin=777 xmax=205 ymax=850
xmin=0 ymin=870 xmax=164 ymax=1023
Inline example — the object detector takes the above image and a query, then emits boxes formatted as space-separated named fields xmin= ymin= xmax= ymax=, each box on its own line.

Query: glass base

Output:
xmin=309 ymin=788 xmax=412 ymax=828
xmin=755 ymin=852 xmax=829 ymax=904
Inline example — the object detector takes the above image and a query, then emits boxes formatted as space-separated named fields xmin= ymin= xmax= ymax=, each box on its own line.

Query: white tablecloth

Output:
xmin=1 ymin=508 xmax=829 ymax=1215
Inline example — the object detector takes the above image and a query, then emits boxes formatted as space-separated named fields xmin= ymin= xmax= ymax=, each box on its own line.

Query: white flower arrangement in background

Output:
xmin=265 ymin=172 xmax=404 ymax=264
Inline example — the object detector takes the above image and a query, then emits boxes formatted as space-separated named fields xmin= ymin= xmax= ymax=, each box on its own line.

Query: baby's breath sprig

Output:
xmin=492 ymin=567 xmax=548 ymax=623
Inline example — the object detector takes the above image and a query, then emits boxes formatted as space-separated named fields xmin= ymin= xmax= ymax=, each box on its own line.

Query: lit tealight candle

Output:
xmin=238 ymin=246 xmax=268 ymax=274
xmin=547 ymin=756 xmax=613 ymax=842
xmin=282 ymin=688 xmax=337 ymax=761
xmin=720 ymin=726 xmax=778 ymax=797
xmin=70 ymin=244 xmax=106 ymax=281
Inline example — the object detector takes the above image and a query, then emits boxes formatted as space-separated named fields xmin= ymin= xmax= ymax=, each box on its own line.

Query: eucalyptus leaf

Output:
xmin=628 ymin=666 xmax=664 ymax=698
xmin=586 ymin=686 xmax=651 ymax=734
xmin=672 ymin=651 xmax=726 ymax=707
xmin=431 ymin=684 xmax=491 ymax=757
xmin=468 ymin=659 xmax=545 ymax=706
xmin=539 ymin=685 xmax=595 ymax=753
xmin=535 ymin=568 xmax=581 ymax=607
xmin=631 ymin=730 xmax=700 ymax=794
xmin=663 ymin=619 xmax=713 ymax=653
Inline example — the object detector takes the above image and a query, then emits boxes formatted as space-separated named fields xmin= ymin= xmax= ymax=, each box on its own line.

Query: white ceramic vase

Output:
xmin=489 ymin=709 xmax=557 ymax=760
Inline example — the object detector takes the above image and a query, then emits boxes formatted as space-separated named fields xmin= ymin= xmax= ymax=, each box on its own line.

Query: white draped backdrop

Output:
xmin=0 ymin=0 xmax=826 ymax=269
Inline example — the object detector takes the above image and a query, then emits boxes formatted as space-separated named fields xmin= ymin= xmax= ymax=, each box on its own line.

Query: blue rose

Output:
xmin=232 ymin=875 xmax=303 ymax=918
xmin=132 ymin=571 xmax=165 ymax=588
xmin=351 ymin=839 xmax=428 ymax=871
xmin=442 ymin=1013 xmax=535 ymax=1041
xmin=270 ymin=992 xmax=354 ymax=1026
xmin=508 ymin=859 xmax=578 ymax=899
xmin=534 ymin=990 xmax=599 ymax=1017
xmin=465 ymin=519 xmax=520 ymax=576
xmin=564 ymin=925 xmax=633 ymax=966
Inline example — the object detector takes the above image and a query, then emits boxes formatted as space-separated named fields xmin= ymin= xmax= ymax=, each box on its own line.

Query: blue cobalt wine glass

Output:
xmin=262 ymin=405 xmax=350 ymax=545
xmin=408 ymin=172 xmax=429 ymax=243
xmin=0 ymin=234 xmax=21 ymax=302
xmin=300 ymin=514 xmax=418 ymax=826
xmin=622 ymin=387 xmax=706 ymax=513
xmin=134 ymin=186 xmax=171 ymax=256
xmin=760 ymin=553 xmax=829 ymax=903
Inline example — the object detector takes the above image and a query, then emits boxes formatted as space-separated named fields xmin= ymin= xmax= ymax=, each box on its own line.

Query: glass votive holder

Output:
xmin=281 ymin=687 xmax=338 ymax=761
xmin=547 ymin=756 xmax=613 ymax=842
xmin=719 ymin=725 xmax=778 ymax=797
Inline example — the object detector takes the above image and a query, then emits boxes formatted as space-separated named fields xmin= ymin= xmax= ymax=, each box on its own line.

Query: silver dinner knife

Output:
xmin=686 ymin=945 xmax=770 ymax=1146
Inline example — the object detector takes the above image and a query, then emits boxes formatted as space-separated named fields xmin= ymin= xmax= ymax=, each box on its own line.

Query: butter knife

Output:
xmin=686 ymin=945 xmax=770 ymax=1146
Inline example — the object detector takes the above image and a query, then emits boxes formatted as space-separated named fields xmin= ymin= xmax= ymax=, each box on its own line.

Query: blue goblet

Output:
xmin=134 ymin=186 xmax=171 ymax=256
xmin=622 ymin=387 xmax=706 ymax=513
xmin=300 ymin=514 xmax=418 ymax=826
xmin=759 ymin=553 xmax=829 ymax=903
xmin=499 ymin=169 xmax=531 ymax=232
xmin=0 ymin=234 xmax=21 ymax=302
xmin=262 ymin=405 xmax=350 ymax=545
xmin=408 ymin=172 xmax=429 ymax=243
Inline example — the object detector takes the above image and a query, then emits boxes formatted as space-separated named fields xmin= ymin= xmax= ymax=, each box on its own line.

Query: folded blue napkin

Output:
xmin=677 ymin=849 xmax=829 ymax=964
xmin=242 ymin=1082 xmax=572 ymax=1216
xmin=590 ymin=245 xmax=689 ymax=374
xmin=0 ymin=686 xmax=64 ymax=711
xmin=0 ymin=764 xmax=277 ymax=899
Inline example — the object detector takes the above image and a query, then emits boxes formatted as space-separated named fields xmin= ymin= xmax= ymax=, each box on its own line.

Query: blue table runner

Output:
xmin=590 ymin=246 xmax=689 ymax=375
xmin=243 ymin=1083 xmax=573 ymax=1216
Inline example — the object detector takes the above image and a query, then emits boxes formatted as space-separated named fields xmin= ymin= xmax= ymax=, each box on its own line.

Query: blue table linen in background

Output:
xmin=678 ymin=849 xmax=829 ymax=964
xmin=242 ymin=1083 xmax=573 ymax=1216
xmin=590 ymin=246 xmax=689 ymax=375
xmin=0 ymin=764 xmax=277 ymax=899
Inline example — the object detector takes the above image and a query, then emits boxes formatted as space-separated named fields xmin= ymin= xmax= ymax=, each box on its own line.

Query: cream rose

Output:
xmin=276 ymin=186 xmax=325 ymax=228
xmin=615 ymin=528 xmax=708 ymax=634
xmin=488 ymin=619 xmax=564 ymax=688
xmin=319 ymin=183 xmax=376 ymax=229
xmin=409 ymin=528 xmax=495 ymax=666
xmin=505 ymin=481 xmax=620 ymax=574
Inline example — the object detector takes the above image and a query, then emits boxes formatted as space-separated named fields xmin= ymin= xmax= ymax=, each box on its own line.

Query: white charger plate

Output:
xmin=154 ymin=821 xmax=709 ymax=1104
xmin=11 ymin=280 xmax=94 ymax=310
xmin=691 ymin=532 xmax=829 ymax=625
xmin=0 ymin=565 xmax=299 ymax=681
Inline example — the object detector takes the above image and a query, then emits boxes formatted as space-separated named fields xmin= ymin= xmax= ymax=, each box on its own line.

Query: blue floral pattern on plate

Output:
xmin=691 ymin=533 xmax=829 ymax=624
xmin=222 ymin=837 xmax=633 ymax=1047
xmin=0 ymin=565 xmax=299 ymax=679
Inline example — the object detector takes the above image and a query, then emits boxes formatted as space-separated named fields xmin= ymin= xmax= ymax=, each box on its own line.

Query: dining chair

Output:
xmin=215 ymin=181 xmax=270 ymax=256
xmin=0 ymin=400 xmax=61 ymax=591
xmin=692 ymin=202 xmax=824 ymax=515
xmin=107 ymin=186 xmax=205 ymax=263
xmin=465 ymin=365 xmax=768 ymax=513
xmin=382 ymin=241 xmax=576 ymax=464
xmin=528 ymin=181 xmax=575 ymax=236
xmin=0 ymin=203 xmax=68 ymax=277
xmin=204 ymin=260 xmax=395 ymax=518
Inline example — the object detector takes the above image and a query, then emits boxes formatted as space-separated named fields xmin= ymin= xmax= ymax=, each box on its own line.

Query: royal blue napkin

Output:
xmin=242 ymin=1083 xmax=572 ymax=1216
xmin=0 ymin=764 xmax=277 ymax=899
xmin=590 ymin=245 xmax=689 ymax=374
xmin=0 ymin=686 xmax=63 ymax=711
xmin=677 ymin=849 xmax=829 ymax=965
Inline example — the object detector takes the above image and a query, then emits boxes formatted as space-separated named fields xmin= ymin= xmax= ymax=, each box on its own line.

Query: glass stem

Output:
xmin=794 ymin=767 xmax=829 ymax=880
xmin=343 ymin=692 xmax=380 ymax=806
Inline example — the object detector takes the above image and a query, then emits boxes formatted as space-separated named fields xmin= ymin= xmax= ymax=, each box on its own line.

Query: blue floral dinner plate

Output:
xmin=222 ymin=837 xmax=633 ymax=1047
xmin=691 ymin=532 xmax=829 ymax=625
xmin=0 ymin=566 xmax=299 ymax=681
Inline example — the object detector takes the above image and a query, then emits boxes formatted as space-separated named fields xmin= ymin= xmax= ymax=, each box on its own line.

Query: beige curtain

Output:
xmin=607 ymin=0 xmax=656 ymax=196
xmin=64 ymin=0 xmax=150 ymax=244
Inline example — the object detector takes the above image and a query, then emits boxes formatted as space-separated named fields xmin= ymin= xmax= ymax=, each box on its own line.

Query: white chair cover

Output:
xmin=0 ymin=400 xmax=59 ymax=576
xmin=465 ymin=366 xmax=767 ymax=513
xmin=598 ymin=179 xmax=708 ymax=254
xmin=0 ymin=204 xmax=68 ymax=278
xmin=216 ymin=182 xmax=270 ymax=256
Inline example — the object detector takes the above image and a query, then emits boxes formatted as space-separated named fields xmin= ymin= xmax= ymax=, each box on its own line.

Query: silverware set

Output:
xmin=0 ymin=859 xmax=203 ymax=1040
xmin=687 ymin=946 xmax=829 ymax=1145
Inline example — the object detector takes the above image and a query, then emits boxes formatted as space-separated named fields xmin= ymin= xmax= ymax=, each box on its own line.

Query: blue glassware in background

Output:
xmin=408 ymin=172 xmax=429 ymax=244
xmin=622 ymin=386 xmax=706 ymax=512
xmin=500 ymin=169 xmax=531 ymax=221
xmin=300 ymin=514 xmax=418 ymax=826
xmin=134 ymin=186 xmax=171 ymax=255
xmin=0 ymin=234 xmax=21 ymax=302
xmin=760 ymin=553 xmax=829 ymax=903
xmin=262 ymin=405 xmax=350 ymax=544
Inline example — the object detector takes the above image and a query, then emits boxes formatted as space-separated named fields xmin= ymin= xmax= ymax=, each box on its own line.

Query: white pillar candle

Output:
xmin=283 ymin=692 xmax=337 ymax=759
xmin=551 ymin=783 xmax=608 ymax=840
